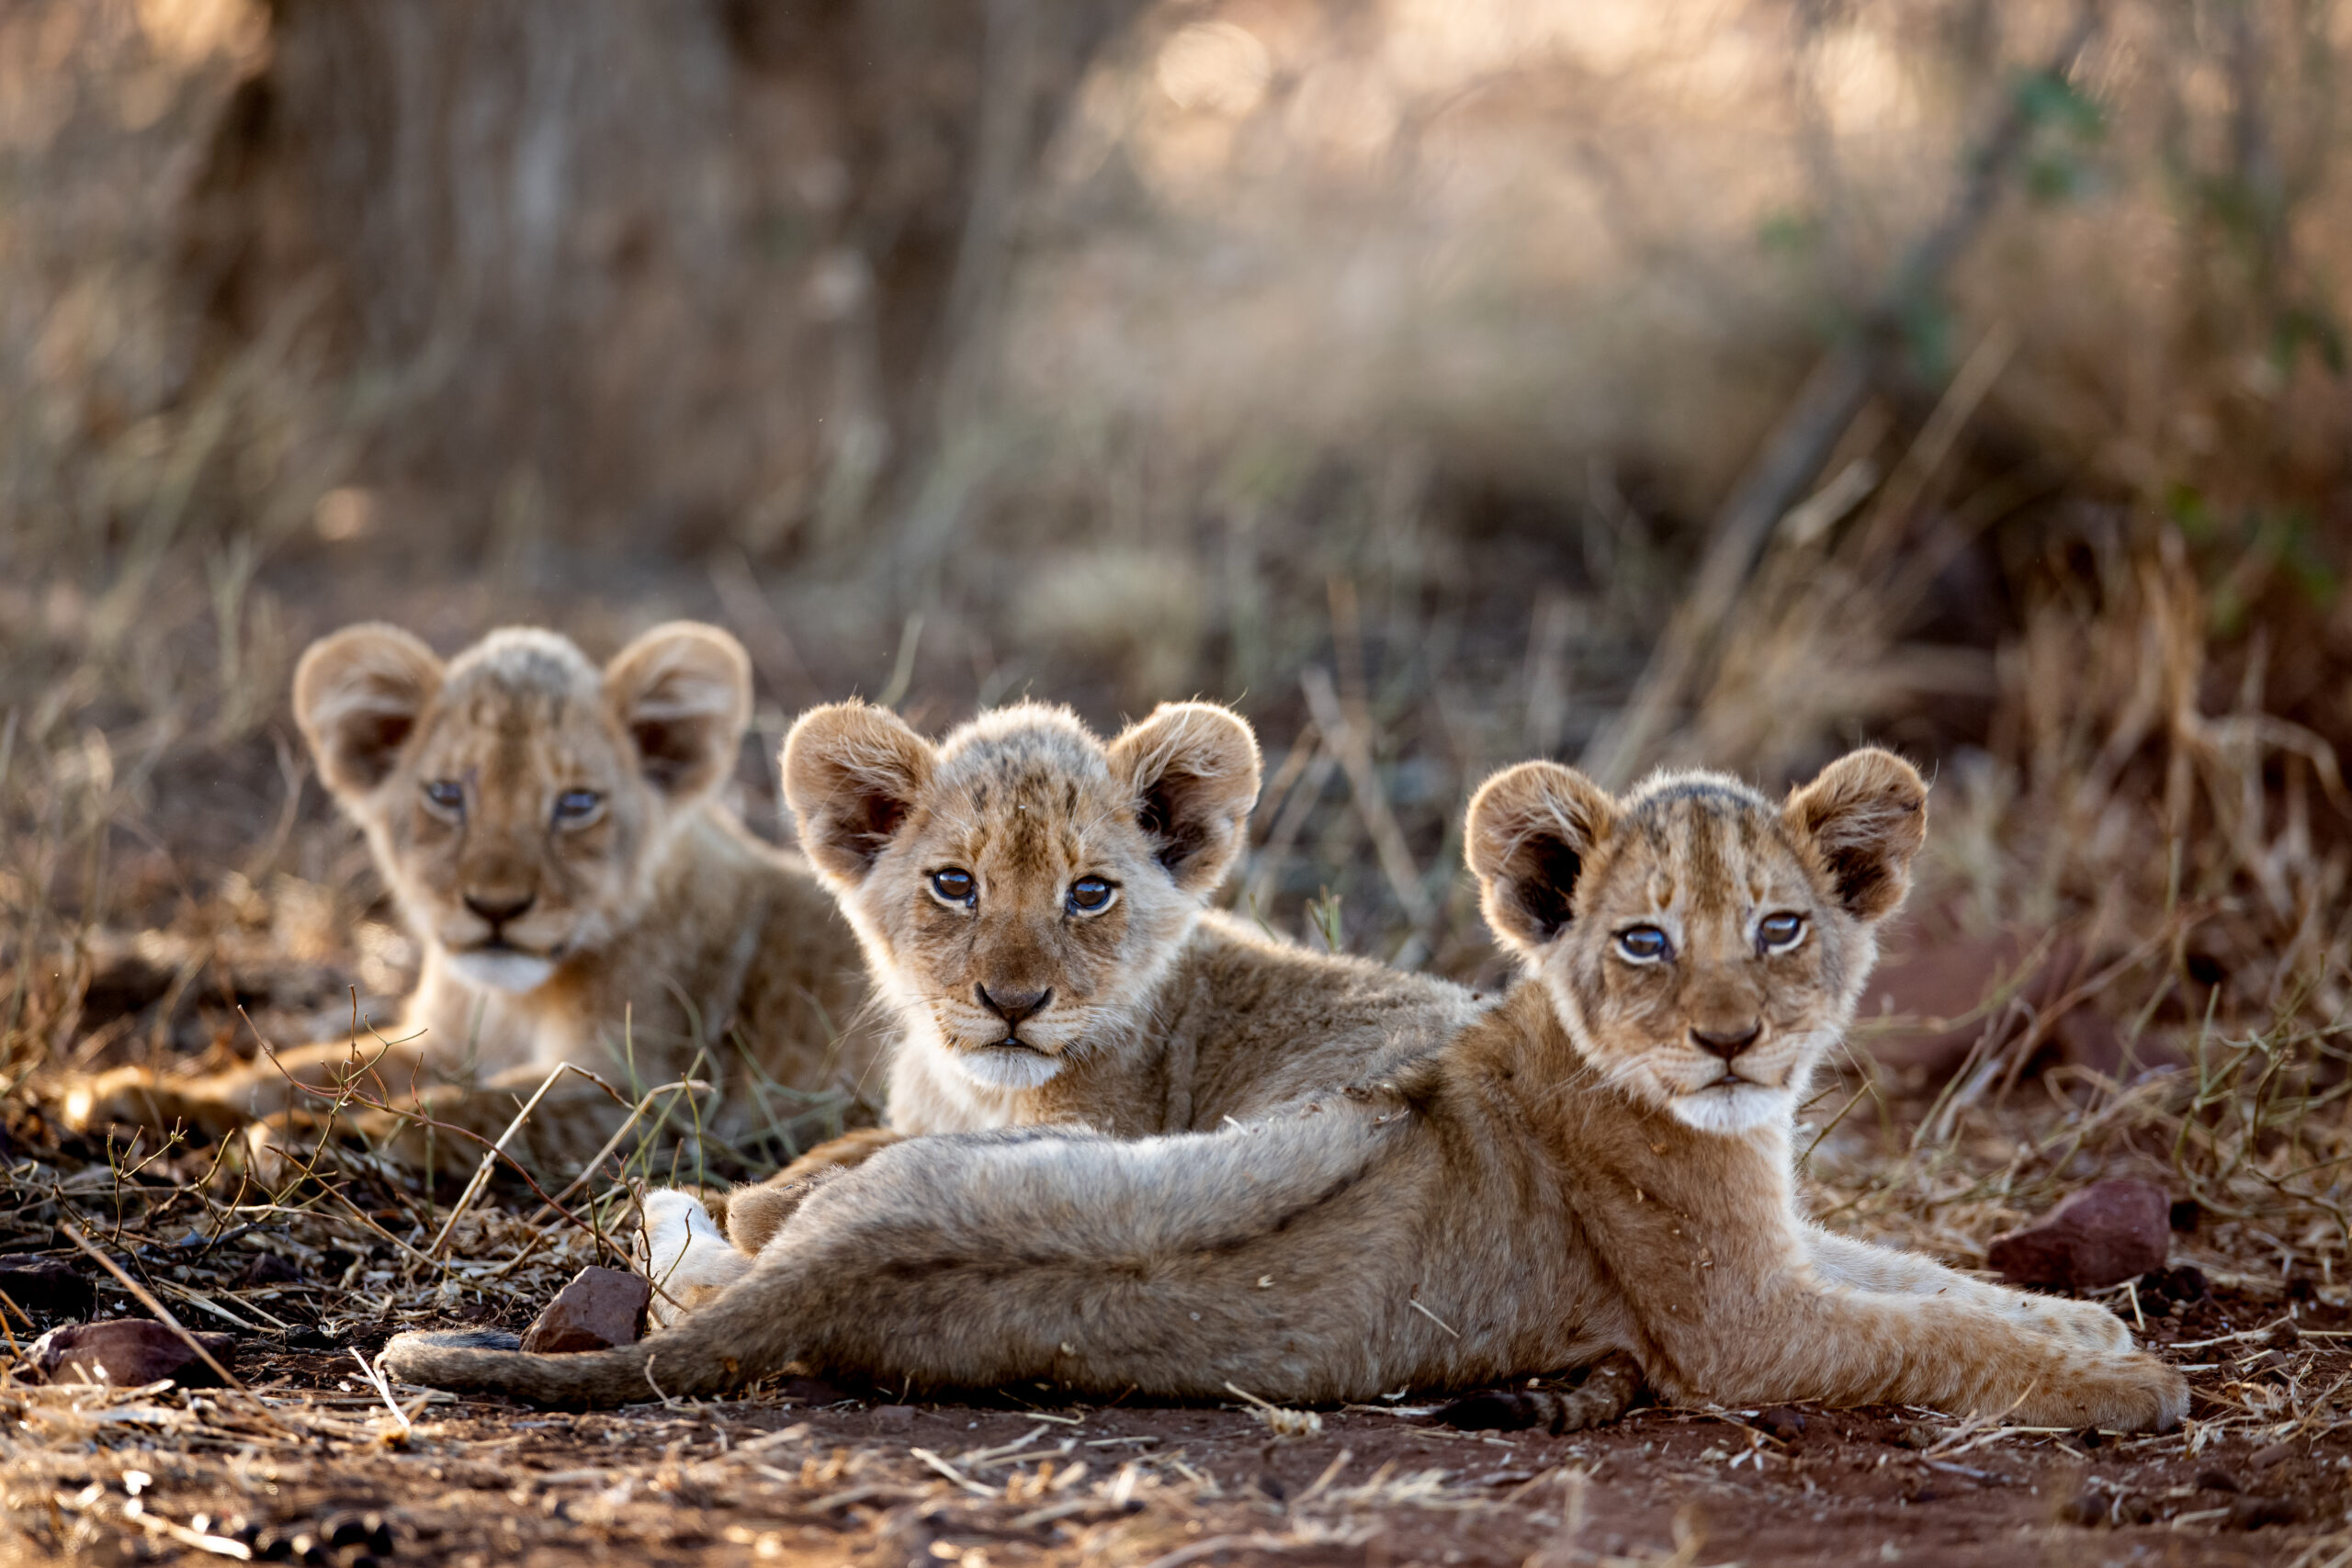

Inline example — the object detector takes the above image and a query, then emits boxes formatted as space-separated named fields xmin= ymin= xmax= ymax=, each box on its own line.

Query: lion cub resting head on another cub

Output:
xmin=662 ymin=696 xmax=1486 ymax=1278
xmin=390 ymin=745 xmax=2186 ymax=1434
xmin=66 ymin=622 xmax=880 ymax=1173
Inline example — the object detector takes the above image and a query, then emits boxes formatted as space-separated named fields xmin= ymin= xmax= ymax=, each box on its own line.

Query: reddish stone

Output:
xmin=0 ymin=1259 xmax=95 ymax=1319
xmin=520 ymin=1266 xmax=650 ymax=1354
xmin=1986 ymin=1179 xmax=2169 ymax=1291
xmin=28 ymin=1319 xmax=236 ymax=1386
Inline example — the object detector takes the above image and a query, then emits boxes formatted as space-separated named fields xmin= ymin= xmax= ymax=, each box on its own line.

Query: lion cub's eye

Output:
xmin=552 ymin=789 xmax=602 ymax=824
xmin=1614 ymin=925 xmax=1673 ymax=963
xmin=1067 ymin=876 xmax=1116 ymax=915
xmin=423 ymin=780 xmax=465 ymax=815
xmin=931 ymin=868 xmax=977 ymax=907
xmin=1757 ymin=911 xmax=1806 ymax=953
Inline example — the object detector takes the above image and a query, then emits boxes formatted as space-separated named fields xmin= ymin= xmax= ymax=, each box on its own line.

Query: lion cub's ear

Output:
xmin=294 ymin=624 xmax=445 ymax=799
xmin=1782 ymin=747 xmax=1928 ymax=922
xmin=604 ymin=623 xmax=753 ymax=801
xmin=1106 ymin=703 xmax=1261 ymax=895
xmin=782 ymin=702 xmax=936 ymax=884
xmin=1465 ymin=761 xmax=1617 ymax=957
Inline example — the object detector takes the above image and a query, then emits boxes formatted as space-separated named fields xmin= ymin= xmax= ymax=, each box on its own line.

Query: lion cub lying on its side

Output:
xmin=388 ymin=744 xmax=2186 ymax=1430
xmin=65 ymin=622 xmax=883 ymax=1174
xmin=641 ymin=697 xmax=1491 ymax=1312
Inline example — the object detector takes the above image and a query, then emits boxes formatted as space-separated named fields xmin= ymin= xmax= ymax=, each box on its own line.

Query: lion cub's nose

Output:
xmin=975 ymin=984 xmax=1052 ymax=1030
xmin=464 ymin=891 xmax=537 ymax=927
xmin=1690 ymin=1023 xmax=1761 ymax=1062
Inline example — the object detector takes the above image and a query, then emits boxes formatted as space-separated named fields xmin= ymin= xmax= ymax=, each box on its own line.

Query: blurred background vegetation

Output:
xmin=4 ymin=0 xmax=2349 ymax=1121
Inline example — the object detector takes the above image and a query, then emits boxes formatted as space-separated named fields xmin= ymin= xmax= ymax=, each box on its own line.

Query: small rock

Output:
xmin=1895 ymin=1423 xmax=1937 ymax=1450
xmin=869 ymin=1404 xmax=917 ymax=1434
xmin=2248 ymin=1441 xmax=2296 ymax=1472
xmin=2227 ymin=1496 xmax=2301 ymax=1530
xmin=1986 ymin=1179 xmax=2169 ymax=1291
xmin=519 ymin=1266 xmax=650 ymax=1354
xmin=241 ymin=1252 xmax=301 ymax=1288
xmin=319 ymin=1511 xmax=393 ymax=1554
xmin=0 ymin=1258 xmax=95 ymax=1319
xmin=2263 ymin=1320 xmax=2300 ymax=1349
xmin=28 ymin=1320 xmax=235 ymax=1386
xmin=1757 ymin=1404 xmax=1807 ymax=1444
xmin=2193 ymin=1467 xmax=2241 ymax=1493
xmin=2057 ymin=1491 xmax=2108 ymax=1528
xmin=2167 ymin=1199 xmax=2201 ymax=1234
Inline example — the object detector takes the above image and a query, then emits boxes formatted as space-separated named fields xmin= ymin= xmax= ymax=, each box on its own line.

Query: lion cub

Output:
xmin=389 ymin=744 xmax=2186 ymax=1432
xmin=65 ymin=622 xmax=883 ymax=1174
xmin=643 ymin=698 xmax=1488 ymax=1299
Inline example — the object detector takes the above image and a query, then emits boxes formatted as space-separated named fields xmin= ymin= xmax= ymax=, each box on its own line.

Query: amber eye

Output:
xmin=423 ymin=780 xmax=465 ymax=815
xmin=552 ymin=789 xmax=602 ymax=825
xmin=1614 ymin=925 xmax=1672 ymax=963
xmin=931 ymin=868 xmax=976 ymax=907
xmin=1758 ymin=911 xmax=1805 ymax=953
xmin=1067 ymin=876 xmax=1116 ymax=915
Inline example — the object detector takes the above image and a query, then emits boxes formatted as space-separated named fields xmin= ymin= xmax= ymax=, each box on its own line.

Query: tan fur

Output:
xmin=385 ymin=747 xmax=2185 ymax=1434
xmin=637 ymin=699 xmax=1487 ymax=1307
xmin=63 ymin=623 xmax=883 ymax=1174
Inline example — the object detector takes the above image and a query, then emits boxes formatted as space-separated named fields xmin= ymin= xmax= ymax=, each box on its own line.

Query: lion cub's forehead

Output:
xmin=924 ymin=707 xmax=1130 ymax=867
xmin=424 ymin=630 xmax=611 ymax=770
xmin=1605 ymin=772 xmax=1812 ymax=915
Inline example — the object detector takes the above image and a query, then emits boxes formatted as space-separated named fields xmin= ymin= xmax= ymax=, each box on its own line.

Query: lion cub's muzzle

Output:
xmin=974 ymin=983 xmax=1053 ymax=1048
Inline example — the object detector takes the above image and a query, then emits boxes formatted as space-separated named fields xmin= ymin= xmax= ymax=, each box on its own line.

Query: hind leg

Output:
xmin=718 ymin=1127 xmax=906 ymax=1252
xmin=1435 ymin=1350 xmax=1645 ymax=1434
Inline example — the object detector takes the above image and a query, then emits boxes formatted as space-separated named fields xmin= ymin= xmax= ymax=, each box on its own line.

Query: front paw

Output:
xmin=62 ymin=1068 xmax=237 ymax=1141
xmin=2085 ymin=1355 xmax=2191 ymax=1432
xmin=2017 ymin=1293 xmax=2134 ymax=1353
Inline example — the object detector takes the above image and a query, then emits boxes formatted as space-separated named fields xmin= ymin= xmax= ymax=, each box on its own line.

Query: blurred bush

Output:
xmin=1 ymin=0 xmax=2347 ymax=1007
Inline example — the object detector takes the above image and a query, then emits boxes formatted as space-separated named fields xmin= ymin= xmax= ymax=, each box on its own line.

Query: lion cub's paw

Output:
xmin=635 ymin=1189 xmax=741 ymax=1329
xmin=61 ymin=1068 xmax=231 ymax=1140
xmin=2078 ymin=1355 xmax=2191 ymax=1433
xmin=2007 ymin=1353 xmax=2188 ymax=1433
xmin=2011 ymin=1292 xmax=2135 ymax=1353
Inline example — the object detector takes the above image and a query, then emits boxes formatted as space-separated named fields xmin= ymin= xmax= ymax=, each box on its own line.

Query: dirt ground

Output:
xmin=2 ymin=1272 xmax=2346 ymax=1568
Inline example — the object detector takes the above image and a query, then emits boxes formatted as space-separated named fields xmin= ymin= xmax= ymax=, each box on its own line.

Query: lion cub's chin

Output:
xmin=1667 ymin=1080 xmax=1792 ymax=1136
xmin=447 ymin=950 xmax=560 ymax=994
xmin=953 ymin=1045 xmax=1067 ymax=1091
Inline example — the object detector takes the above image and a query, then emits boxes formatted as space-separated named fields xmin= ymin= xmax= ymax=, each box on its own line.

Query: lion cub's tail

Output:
xmin=381 ymin=1308 xmax=775 ymax=1406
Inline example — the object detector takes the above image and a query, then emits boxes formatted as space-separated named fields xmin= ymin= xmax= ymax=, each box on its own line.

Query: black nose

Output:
xmin=1691 ymin=1023 xmax=1761 ymax=1062
xmin=976 ymin=984 xmax=1051 ymax=1031
xmin=465 ymin=892 xmax=536 ymax=927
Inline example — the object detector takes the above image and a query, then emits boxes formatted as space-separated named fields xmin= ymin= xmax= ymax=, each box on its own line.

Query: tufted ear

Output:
xmin=1465 ymin=761 xmax=1617 ymax=958
xmin=1782 ymin=747 xmax=1928 ymax=923
xmin=782 ymin=702 xmax=935 ymax=885
xmin=1105 ymin=703 xmax=1262 ymax=895
xmin=294 ymin=624 xmax=444 ymax=800
xmin=604 ymin=623 xmax=752 ymax=801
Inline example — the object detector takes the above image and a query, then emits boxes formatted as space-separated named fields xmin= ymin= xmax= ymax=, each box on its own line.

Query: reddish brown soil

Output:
xmin=8 ymin=1286 xmax=2343 ymax=1568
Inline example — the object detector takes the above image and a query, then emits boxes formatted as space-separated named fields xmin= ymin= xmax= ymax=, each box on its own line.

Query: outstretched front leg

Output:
xmin=63 ymin=1035 xmax=440 ymax=1145
xmin=1638 ymin=1250 xmax=2185 ymax=1430
xmin=1802 ymin=1226 xmax=2133 ymax=1353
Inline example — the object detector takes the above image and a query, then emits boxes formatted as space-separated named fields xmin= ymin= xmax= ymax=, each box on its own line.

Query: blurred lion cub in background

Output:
xmin=65 ymin=621 xmax=884 ymax=1175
